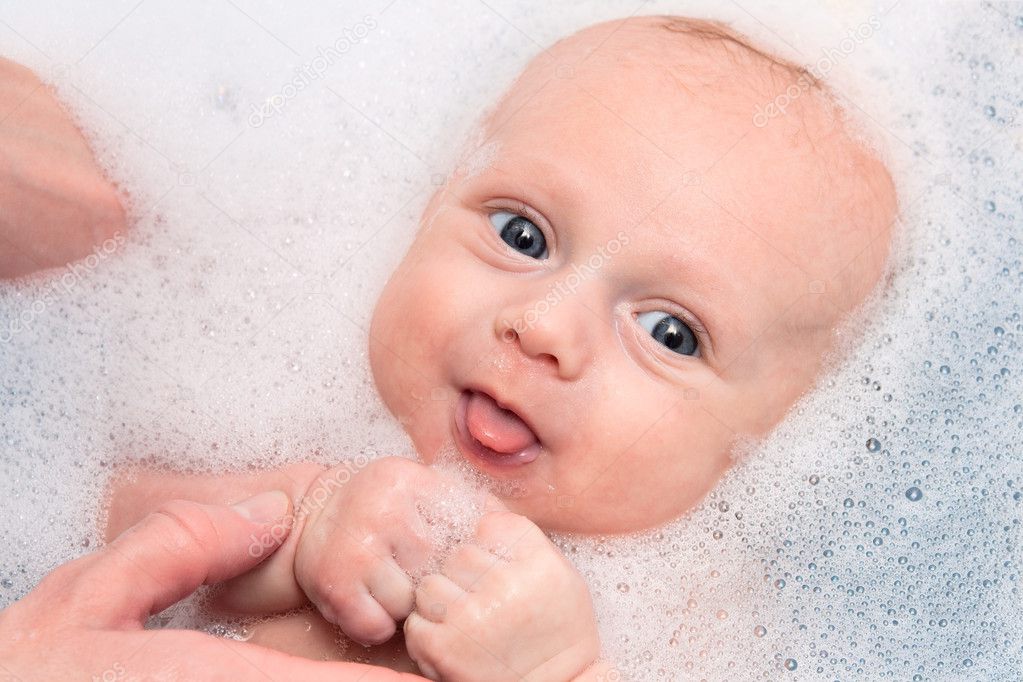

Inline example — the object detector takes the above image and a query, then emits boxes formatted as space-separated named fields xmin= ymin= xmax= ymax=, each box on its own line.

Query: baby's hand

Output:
xmin=403 ymin=502 xmax=603 ymax=682
xmin=293 ymin=456 xmax=449 ymax=646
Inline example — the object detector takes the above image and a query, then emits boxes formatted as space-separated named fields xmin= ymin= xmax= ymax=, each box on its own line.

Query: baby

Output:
xmin=5 ymin=14 xmax=898 ymax=681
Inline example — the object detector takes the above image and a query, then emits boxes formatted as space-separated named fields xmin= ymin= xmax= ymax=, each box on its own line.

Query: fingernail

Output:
xmin=232 ymin=490 xmax=290 ymax=523
xmin=417 ymin=661 xmax=440 ymax=681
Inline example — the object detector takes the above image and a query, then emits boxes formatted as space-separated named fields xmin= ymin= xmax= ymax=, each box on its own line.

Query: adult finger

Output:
xmin=85 ymin=490 xmax=293 ymax=627
xmin=212 ymin=637 xmax=431 ymax=682
xmin=84 ymin=630 xmax=432 ymax=682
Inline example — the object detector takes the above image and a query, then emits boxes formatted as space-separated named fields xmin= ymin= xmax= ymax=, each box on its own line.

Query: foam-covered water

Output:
xmin=1 ymin=1 xmax=1021 ymax=679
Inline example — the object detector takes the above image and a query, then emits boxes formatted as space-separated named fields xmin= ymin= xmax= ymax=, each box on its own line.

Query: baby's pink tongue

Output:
xmin=466 ymin=391 xmax=538 ymax=454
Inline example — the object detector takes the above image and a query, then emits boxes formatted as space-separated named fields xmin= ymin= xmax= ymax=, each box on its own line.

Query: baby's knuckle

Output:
xmin=487 ymin=510 xmax=536 ymax=539
xmin=298 ymin=534 xmax=347 ymax=575
xmin=328 ymin=585 xmax=367 ymax=615
xmin=369 ymin=456 xmax=417 ymax=483
xmin=460 ymin=596 xmax=493 ymax=626
xmin=475 ymin=511 xmax=510 ymax=538
xmin=440 ymin=545 xmax=475 ymax=574
xmin=314 ymin=563 xmax=351 ymax=596
xmin=348 ymin=545 xmax=386 ymax=576
xmin=487 ymin=570 xmax=519 ymax=600
xmin=415 ymin=574 xmax=447 ymax=606
xmin=407 ymin=526 xmax=434 ymax=554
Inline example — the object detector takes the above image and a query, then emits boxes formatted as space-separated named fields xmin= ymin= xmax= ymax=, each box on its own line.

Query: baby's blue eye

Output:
xmin=489 ymin=211 xmax=548 ymax=260
xmin=636 ymin=311 xmax=699 ymax=356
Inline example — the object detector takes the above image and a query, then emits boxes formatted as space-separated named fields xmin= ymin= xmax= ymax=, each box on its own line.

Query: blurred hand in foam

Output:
xmin=0 ymin=491 xmax=428 ymax=681
xmin=404 ymin=495 xmax=608 ymax=682
xmin=0 ymin=57 xmax=127 ymax=279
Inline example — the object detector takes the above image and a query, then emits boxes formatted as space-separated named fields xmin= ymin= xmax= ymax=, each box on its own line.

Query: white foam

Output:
xmin=1 ymin=1 xmax=1021 ymax=679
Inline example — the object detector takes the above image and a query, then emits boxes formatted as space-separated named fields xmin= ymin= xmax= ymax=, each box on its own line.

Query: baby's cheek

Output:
xmin=600 ymin=401 xmax=735 ymax=527
xmin=401 ymin=257 xmax=465 ymax=355
xmin=373 ymin=250 xmax=467 ymax=391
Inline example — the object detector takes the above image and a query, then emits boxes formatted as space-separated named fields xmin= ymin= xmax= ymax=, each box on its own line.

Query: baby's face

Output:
xmin=369 ymin=20 xmax=896 ymax=533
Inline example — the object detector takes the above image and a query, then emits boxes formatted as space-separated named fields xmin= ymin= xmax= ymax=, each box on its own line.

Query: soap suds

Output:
xmin=1 ymin=1 xmax=1020 ymax=679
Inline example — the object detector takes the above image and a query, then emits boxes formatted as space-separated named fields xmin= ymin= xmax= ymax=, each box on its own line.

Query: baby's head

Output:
xmin=369 ymin=16 xmax=898 ymax=534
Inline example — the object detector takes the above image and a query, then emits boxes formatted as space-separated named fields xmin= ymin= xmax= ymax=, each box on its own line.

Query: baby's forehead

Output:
xmin=484 ymin=16 xmax=840 ymax=175
xmin=480 ymin=25 xmax=847 ymax=241
xmin=466 ymin=16 xmax=897 ymax=357
xmin=534 ymin=16 xmax=816 ymax=112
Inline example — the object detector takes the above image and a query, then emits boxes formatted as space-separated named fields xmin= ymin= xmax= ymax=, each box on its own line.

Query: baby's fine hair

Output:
xmin=652 ymin=16 xmax=832 ymax=108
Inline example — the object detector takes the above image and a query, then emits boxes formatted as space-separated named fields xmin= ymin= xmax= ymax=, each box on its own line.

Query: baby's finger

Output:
xmin=441 ymin=544 xmax=502 ymax=592
xmin=403 ymin=611 xmax=443 ymax=681
xmin=326 ymin=587 xmax=397 ymax=646
xmin=414 ymin=573 xmax=464 ymax=623
xmin=391 ymin=515 xmax=435 ymax=576
xmin=365 ymin=556 xmax=415 ymax=620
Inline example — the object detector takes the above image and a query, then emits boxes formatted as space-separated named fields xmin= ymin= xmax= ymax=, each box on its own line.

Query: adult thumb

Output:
xmin=91 ymin=491 xmax=293 ymax=627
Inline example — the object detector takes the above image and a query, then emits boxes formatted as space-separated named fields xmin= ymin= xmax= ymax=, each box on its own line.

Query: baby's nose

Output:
xmin=494 ymin=294 xmax=592 ymax=380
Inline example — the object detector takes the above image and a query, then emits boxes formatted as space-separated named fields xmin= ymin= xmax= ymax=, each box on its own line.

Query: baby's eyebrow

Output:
xmin=639 ymin=226 xmax=741 ymax=346
xmin=660 ymin=250 xmax=722 ymax=302
xmin=487 ymin=153 xmax=586 ymax=216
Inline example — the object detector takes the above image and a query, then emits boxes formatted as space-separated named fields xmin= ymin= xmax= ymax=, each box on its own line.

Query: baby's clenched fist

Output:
xmin=294 ymin=456 xmax=451 ymax=645
xmin=404 ymin=502 xmax=603 ymax=682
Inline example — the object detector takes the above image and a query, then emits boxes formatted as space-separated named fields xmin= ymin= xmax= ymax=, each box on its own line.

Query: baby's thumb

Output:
xmin=211 ymin=492 xmax=311 ymax=615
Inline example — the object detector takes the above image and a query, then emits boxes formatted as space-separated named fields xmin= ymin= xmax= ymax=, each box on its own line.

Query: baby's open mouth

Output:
xmin=454 ymin=388 xmax=542 ymax=467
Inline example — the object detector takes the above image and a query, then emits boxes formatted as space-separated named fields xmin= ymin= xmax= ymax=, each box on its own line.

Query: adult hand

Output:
xmin=0 ymin=57 xmax=127 ymax=279
xmin=0 ymin=491 xmax=427 ymax=681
